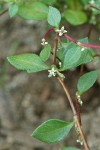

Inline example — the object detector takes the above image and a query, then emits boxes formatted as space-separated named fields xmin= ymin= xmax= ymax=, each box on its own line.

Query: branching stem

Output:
xmin=57 ymin=76 xmax=90 ymax=150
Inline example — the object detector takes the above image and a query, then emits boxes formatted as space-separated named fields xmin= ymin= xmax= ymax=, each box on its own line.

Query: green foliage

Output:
xmin=64 ymin=10 xmax=87 ymax=25
xmin=75 ymin=38 xmax=95 ymax=66
xmin=61 ymin=43 xmax=82 ymax=71
xmin=48 ymin=6 xmax=61 ymax=27
xmin=2 ymin=0 xmax=100 ymax=149
xmin=18 ymin=2 xmax=48 ymax=20
xmin=40 ymin=44 xmax=51 ymax=62
xmin=8 ymin=3 xmax=19 ymax=17
xmin=7 ymin=53 xmax=49 ymax=73
xmin=32 ymin=119 xmax=74 ymax=143
xmin=77 ymin=70 xmax=98 ymax=95
xmin=40 ymin=0 xmax=56 ymax=5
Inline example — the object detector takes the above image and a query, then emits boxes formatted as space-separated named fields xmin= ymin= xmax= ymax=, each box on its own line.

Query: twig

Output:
xmin=90 ymin=5 xmax=100 ymax=12
xmin=87 ymin=24 xmax=93 ymax=40
xmin=52 ymin=33 xmax=59 ymax=64
xmin=75 ymin=97 xmax=81 ymax=126
xmin=57 ymin=76 xmax=90 ymax=150
xmin=0 ymin=9 xmax=8 ymax=16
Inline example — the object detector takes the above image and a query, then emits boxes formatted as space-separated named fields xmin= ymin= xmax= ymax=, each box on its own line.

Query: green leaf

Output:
xmin=77 ymin=70 xmax=98 ymax=95
xmin=40 ymin=44 xmax=51 ymax=62
xmin=18 ymin=2 xmax=48 ymax=20
xmin=9 ymin=3 xmax=19 ymax=17
xmin=74 ymin=38 xmax=95 ymax=66
xmin=65 ymin=0 xmax=82 ymax=10
xmin=48 ymin=6 xmax=61 ymax=27
xmin=57 ymin=43 xmax=70 ymax=60
xmin=40 ymin=0 xmax=56 ymax=5
xmin=32 ymin=119 xmax=74 ymax=144
xmin=61 ymin=147 xmax=80 ymax=150
xmin=64 ymin=10 xmax=87 ymax=25
xmin=7 ymin=53 xmax=49 ymax=73
xmin=61 ymin=43 xmax=81 ymax=71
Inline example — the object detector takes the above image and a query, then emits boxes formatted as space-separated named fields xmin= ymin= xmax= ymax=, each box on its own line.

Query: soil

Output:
xmin=0 ymin=13 xmax=100 ymax=150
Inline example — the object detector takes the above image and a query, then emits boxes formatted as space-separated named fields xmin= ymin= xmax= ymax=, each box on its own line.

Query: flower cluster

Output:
xmin=48 ymin=67 xmax=56 ymax=78
xmin=48 ymin=67 xmax=65 ymax=80
xmin=41 ymin=38 xmax=48 ymax=46
xmin=76 ymin=92 xmax=83 ymax=106
xmin=76 ymin=138 xmax=83 ymax=145
xmin=55 ymin=26 xmax=67 ymax=36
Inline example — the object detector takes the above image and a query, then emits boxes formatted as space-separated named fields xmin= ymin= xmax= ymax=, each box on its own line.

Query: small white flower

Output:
xmin=81 ymin=47 xmax=85 ymax=51
xmin=55 ymin=26 xmax=67 ymax=36
xmin=89 ymin=0 xmax=95 ymax=5
xmin=41 ymin=38 xmax=48 ymax=46
xmin=76 ymin=92 xmax=83 ymax=106
xmin=48 ymin=67 xmax=56 ymax=78
xmin=59 ymin=62 xmax=62 ymax=68
xmin=76 ymin=139 xmax=83 ymax=145
xmin=77 ymin=42 xmax=81 ymax=46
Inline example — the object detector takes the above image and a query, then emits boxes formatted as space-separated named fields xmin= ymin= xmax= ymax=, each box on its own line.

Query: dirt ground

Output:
xmin=0 ymin=13 xmax=100 ymax=150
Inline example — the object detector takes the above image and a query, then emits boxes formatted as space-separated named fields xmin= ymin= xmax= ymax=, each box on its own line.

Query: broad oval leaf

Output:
xmin=18 ymin=2 xmax=48 ymax=20
xmin=40 ymin=44 xmax=51 ymax=62
xmin=9 ymin=3 xmax=19 ymax=17
xmin=32 ymin=119 xmax=74 ymax=144
xmin=61 ymin=43 xmax=81 ymax=71
xmin=77 ymin=70 xmax=98 ymax=95
xmin=48 ymin=6 xmax=61 ymax=27
xmin=7 ymin=53 xmax=49 ymax=73
xmin=64 ymin=10 xmax=87 ymax=25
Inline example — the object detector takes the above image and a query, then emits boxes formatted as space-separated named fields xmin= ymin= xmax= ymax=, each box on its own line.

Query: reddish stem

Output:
xmin=64 ymin=34 xmax=100 ymax=49
xmin=44 ymin=27 xmax=54 ymax=40
xmin=64 ymin=34 xmax=77 ymax=43
xmin=80 ymin=43 xmax=100 ymax=49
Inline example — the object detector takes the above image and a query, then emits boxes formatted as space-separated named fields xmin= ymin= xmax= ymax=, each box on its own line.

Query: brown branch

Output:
xmin=75 ymin=97 xmax=81 ymax=126
xmin=0 ymin=9 xmax=8 ymax=16
xmin=87 ymin=24 xmax=93 ymax=40
xmin=57 ymin=76 xmax=90 ymax=150
xmin=52 ymin=33 xmax=59 ymax=64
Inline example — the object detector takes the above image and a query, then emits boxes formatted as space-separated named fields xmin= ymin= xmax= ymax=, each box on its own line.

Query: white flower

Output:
xmin=76 ymin=92 xmax=83 ymax=106
xmin=89 ymin=0 xmax=95 ymax=5
xmin=81 ymin=47 xmax=85 ymax=51
xmin=55 ymin=26 xmax=67 ymax=36
xmin=48 ymin=67 xmax=56 ymax=78
xmin=41 ymin=38 xmax=48 ymax=46
xmin=76 ymin=139 xmax=83 ymax=145
xmin=59 ymin=62 xmax=62 ymax=68
xmin=77 ymin=42 xmax=81 ymax=46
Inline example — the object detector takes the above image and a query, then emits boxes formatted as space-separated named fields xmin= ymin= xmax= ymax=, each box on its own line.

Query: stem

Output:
xmin=87 ymin=24 xmax=93 ymax=39
xmin=57 ymin=76 xmax=90 ymax=150
xmin=93 ymin=54 xmax=100 ymax=57
xmin=0 ymin=9 xmax=8 ymax=16
xmin=52 ymin=33 xmax=59 ymax=64
xmin=64 ymin=34 xmax=100 ymax=49
xmin=44 ymin=27 xmax=54 ymax=40
xmin=90 ymin=5 xmax=100 ymax=12
xmin=75 ymin=97 xmax=81 ymax=126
